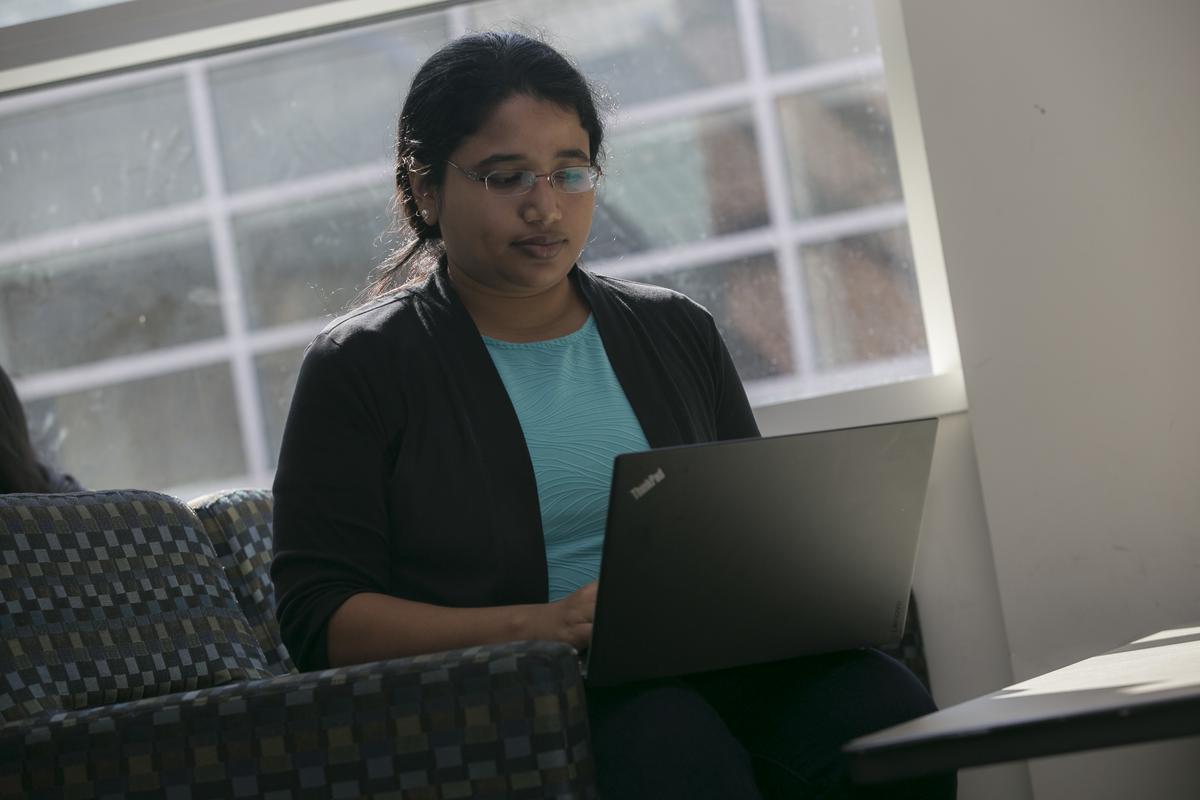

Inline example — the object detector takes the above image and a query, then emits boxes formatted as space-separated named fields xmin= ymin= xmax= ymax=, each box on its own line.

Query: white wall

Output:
xmin=911 ymin=412 xmax=1033 ymax=800
xmin=893 ymin=0 xmax=1200 ymax=797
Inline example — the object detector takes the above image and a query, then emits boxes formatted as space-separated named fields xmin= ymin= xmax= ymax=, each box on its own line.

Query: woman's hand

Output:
xmin=526 ymin=581 xmax=597 ymax=651
xmin=329 ymin=587 xmax=599 ymax=667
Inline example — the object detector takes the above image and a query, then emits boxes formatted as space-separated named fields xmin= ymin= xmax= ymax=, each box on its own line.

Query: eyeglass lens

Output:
xmin=485 ymin=166 xmax=598 ymax=195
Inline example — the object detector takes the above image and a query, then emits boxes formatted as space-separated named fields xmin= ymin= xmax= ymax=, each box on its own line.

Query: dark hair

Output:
xmin=359 ymin=31 xmax=606 ymax=301
xmin=0 ymin=365 xmax=52 ymax=493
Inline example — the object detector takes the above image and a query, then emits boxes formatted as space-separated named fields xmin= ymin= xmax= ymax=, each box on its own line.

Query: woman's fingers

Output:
xmin=551 ymin=582 xmax=598 ymax=648
xmin=567 ymin=582 xmax=597 ymax=648
xmin=567 ymin=622 xmax=593 ymax=651
xmin=568 ymin=581 xmax=598 ymax=619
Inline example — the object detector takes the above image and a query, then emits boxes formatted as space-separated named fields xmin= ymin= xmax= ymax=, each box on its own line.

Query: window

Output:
xmin=0 ymin=0 xmax=948 ymax=495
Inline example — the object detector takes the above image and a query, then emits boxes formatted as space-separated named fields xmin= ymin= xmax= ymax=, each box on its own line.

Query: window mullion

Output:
xmin=185 ymin=60 xmax=271 ymax=486
xmin=732 ymin=0 xmax=817 ymax=387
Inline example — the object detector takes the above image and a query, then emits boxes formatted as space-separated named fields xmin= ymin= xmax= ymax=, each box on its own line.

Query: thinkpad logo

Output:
xmin=629 ymin=467 xmax=666 ymax=500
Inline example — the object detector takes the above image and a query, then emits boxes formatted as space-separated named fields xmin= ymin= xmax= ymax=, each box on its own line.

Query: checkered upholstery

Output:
xmin=1 ymin=640 xmax=596 ymax=799
xmin=1 ymin=490 xmax=598 ymax=798
xmin=189 ymin=488 xmax=296 ymax=676
xmin=0 ymin=490 xmax=272 ymax=723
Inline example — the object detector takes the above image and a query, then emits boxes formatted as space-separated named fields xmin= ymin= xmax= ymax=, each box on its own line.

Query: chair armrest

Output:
xmin=2 ymin=640 xmax=595 ymax=800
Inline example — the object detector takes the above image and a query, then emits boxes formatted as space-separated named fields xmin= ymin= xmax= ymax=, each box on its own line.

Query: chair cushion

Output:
xmin=189 ymin=488 xmax=296 ymax=675
xmin=0 ymin=490 xmax=272 ymax=723
xmin=1 ymin=640 xmax=595 ymax=798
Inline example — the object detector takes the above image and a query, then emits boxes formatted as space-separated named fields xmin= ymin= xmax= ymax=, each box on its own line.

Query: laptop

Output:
xmin=582 ymin=417 xmax=939 ymax=687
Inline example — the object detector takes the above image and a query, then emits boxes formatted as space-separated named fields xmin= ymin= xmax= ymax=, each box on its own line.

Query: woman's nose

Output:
xmin=521 ymin=177 xmax=562 ymax=224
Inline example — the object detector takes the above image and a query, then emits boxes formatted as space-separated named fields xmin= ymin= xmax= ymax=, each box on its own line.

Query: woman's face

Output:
xmin=421 ymin=93 xmax=596 ymax=298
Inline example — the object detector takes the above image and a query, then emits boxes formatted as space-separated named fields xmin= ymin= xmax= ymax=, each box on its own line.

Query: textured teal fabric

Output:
xmin=484 ymin=316 xmax=649 ymax=601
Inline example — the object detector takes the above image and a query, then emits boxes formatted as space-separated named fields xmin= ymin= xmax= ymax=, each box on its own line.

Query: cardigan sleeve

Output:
xmin=682 ymin=296 xmax=760 ymax=442
xmin=709 ymin=313 xmax=760 ymax=442
xmin=271 ymin=330 xmax=401 ymax=672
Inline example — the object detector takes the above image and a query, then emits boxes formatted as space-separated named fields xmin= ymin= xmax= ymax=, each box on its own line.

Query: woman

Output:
xmin=1 ymin=364 xmax=81 ymax=494
xmin=272 ymin=31 xmax=953 ymax=799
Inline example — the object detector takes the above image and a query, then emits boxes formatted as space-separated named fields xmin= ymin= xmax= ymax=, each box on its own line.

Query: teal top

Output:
xmin=483 ymin=315 xmax=650 ymax=601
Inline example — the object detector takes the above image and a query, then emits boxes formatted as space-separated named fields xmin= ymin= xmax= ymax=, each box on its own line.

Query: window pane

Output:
xmin=759 ymin=0 xmax=880 ymax=72
xmin=590 ymin=108 xmax=768 ymax=259
xmin=631 ymin=253 xmax=792 ymax=382
xmin=27 ymin=364 xmax=246 ymax=492
xmin=207 ymin=15 xmax=447 ymax=192
xmin=0 ymin=78 xmax=202 ymax=240
xmin=778 ymin=81 xmax=902 ymax=219
xmin=800 ymin=227 xmax=928 ymax=370
xmin=469 ymin=0 xmax=744 ymax=106
xmin=0 ymin=227 xmax=223 ymax=373
xmin=233 ymin=184 xmax=391 ymax=329
xmin=256 ymin=347 xmax=305 ymax=468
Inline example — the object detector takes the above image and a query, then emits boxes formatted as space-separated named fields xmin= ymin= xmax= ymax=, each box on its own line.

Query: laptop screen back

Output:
xmin=584 ymin=417 xmax=939 ymax=686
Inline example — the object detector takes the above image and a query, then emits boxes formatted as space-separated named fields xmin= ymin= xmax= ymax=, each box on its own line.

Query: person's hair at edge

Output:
xmin=357 ymin=30 xmax=608 ymax=303
xmin=0 ymin=364 xmax=52 ymax=493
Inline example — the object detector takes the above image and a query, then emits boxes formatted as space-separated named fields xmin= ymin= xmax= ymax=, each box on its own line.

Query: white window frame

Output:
xmin=756 ymin=0 xmax=965 ymax=437
xmin=0 ymin=0 xmax=459 ymax=95
xmin=0 ymin=0 xmax=965 ymax=494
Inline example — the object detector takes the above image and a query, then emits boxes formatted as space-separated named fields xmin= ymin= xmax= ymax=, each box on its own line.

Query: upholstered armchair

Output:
xmin=2 ymin=487 xmax=931 ymax=798
xmin=0 ymin=490 xmax=596 ymax=799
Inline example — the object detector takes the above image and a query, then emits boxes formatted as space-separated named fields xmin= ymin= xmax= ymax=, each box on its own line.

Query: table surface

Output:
xmin=844 ymin=624 xmax=1200 ymax=783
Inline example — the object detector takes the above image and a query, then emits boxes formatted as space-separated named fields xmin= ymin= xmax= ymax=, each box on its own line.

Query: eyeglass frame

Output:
xmin=443 ymin=159 xmax=602 ymax=196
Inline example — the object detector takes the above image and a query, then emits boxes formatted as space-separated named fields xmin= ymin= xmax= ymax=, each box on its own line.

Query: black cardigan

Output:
xmin=272 ymin=264 xmax=760 ymax=671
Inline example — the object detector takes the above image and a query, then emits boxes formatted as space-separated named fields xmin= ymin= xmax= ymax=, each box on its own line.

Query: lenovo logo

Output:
xmin=629 ymin=467 xmax=666 ymax=500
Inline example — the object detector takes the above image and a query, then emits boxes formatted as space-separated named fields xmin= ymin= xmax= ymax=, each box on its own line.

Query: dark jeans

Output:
xmin=585 ymin=648 xmax=956 ymax=799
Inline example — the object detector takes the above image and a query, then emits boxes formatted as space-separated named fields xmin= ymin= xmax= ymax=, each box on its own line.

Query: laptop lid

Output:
xmin=583 ymin=417 xmax=939 ymax=687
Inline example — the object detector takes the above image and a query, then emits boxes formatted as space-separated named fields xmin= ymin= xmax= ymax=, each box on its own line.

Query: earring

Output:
xmin=420 ymin=209 xmax=431 ymax=222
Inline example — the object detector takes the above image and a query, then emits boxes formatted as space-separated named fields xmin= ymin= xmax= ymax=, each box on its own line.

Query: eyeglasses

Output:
xmin=445 ymin=160 xmax=601 ymax=196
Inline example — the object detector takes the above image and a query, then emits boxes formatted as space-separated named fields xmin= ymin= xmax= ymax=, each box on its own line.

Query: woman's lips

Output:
xmin=512 ymin=239 xmax=565 ymax=259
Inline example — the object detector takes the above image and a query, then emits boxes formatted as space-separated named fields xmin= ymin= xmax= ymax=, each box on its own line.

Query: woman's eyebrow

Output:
xmin=474 ymin=148 xmax=590 ymax=170
xmin=474 ymin=153 xmax=522 ymax=170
